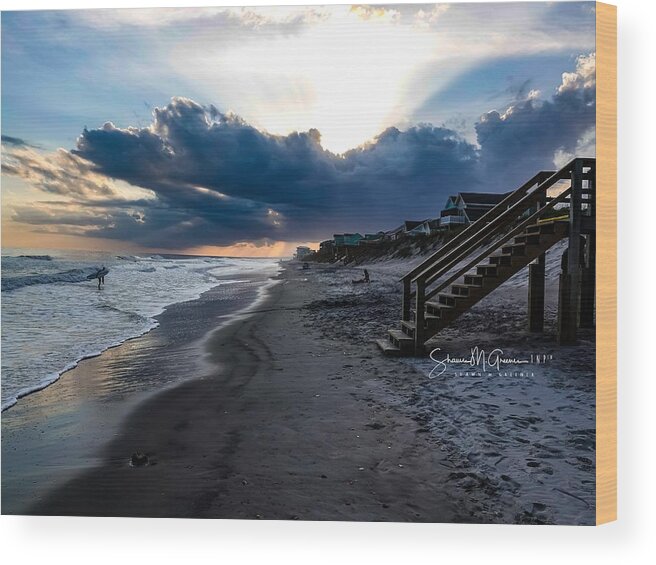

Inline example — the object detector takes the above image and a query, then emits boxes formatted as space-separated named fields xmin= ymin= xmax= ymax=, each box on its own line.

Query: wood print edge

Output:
xmin=595 ymin=1 xmax=617 ymax=526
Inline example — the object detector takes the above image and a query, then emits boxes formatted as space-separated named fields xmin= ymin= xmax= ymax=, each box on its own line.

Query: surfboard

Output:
xmin=87 ymin=267 xmax=109 ymax=280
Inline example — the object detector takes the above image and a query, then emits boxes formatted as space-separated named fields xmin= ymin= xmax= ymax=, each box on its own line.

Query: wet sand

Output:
xmin=1 ymin=274 xmax=271 ymax=514
xmin=16 ymin=264 xmax=472 ymax=521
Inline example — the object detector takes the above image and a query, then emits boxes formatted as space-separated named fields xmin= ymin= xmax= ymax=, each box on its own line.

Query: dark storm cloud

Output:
xmin=475 ymin=53 xmax=596 ymax=188
xmin=58 ymin=97 xmax=478 ymax=247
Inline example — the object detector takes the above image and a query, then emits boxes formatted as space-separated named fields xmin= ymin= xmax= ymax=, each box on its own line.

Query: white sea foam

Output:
xmin=1 ymin=251 xmax=279 ymax=411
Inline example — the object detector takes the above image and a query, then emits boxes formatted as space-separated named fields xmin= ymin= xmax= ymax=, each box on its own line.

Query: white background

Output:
xmin=0 ymin=0 xmax=654 ymax=562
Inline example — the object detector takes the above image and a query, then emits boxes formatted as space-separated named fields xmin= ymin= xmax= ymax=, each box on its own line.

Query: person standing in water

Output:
xmin=98 ymin=265 xmax=106 ymax=289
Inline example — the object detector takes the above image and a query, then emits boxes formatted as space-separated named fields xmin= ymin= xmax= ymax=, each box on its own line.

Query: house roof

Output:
xmin=404 ymin=220 xmax=427 ymax=231
xmin=458 ymin=192 xmax=511 ymax=206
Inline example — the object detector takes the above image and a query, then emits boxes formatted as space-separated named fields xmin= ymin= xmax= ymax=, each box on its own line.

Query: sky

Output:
xmin=1 ymin=2 xmax=597 ymax=256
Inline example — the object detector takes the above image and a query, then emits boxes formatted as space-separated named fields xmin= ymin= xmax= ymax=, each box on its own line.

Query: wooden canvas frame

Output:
xmin=595 ymin=1 xmax=617 ymax=525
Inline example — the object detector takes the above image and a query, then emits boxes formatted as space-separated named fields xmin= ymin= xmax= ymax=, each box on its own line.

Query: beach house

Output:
xmin=384 ymin=220 xmax=434 ymax=240
xmin=332 ymin=233 xmax=364 ymax=259
xmin=294 ymin=246 xmax=313 ymax=260
xmin=406 ymin=219 xmax=440 ymax=237
xmin=439 ymin=191 xmax=511 ymax=229
xmin=319 ymin=239 xmax=335 ymax=255
xmin=358 ymin=232 xmax=387 ymax=245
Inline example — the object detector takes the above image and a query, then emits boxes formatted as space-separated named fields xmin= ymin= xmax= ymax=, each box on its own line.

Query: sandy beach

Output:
xmin=3 ymin=252 xmax=595 ymax=524
xmin=10 ymin=263 xmax=468 ymax=521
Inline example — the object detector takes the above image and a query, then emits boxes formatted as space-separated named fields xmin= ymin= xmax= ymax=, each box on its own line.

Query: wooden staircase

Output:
xmin=377 ymin=158 xmax=596 ymax=356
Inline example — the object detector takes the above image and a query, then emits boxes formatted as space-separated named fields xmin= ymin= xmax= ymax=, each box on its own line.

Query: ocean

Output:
xmin=1 ymin=249 xmax=280 ymax=411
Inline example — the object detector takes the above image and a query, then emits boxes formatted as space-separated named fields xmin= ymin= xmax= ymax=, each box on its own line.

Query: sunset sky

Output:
xmin=1 ymin=2 xmax=596 ymax=256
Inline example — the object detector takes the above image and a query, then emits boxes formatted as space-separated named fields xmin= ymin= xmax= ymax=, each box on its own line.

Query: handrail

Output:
xmin=402 ymin=157 xmax=587 ymax=287
xmin=423 ymin=185 xmax=573 ymax=302
xmin=401 ymin=170 xmax=552 ymax=282
xmin=410 ymin=166 xmax=566 ymax=286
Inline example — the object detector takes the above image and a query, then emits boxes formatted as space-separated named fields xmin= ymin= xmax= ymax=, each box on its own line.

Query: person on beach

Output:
xmin=352 ymin=269 xmax=371 ymax=284
xmin=98 ymin=266 xmax=106 ymax=289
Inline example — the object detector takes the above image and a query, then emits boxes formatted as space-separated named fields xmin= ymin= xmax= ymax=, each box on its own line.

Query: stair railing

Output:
xmin=401 ymin=170 xmax=552 ymax=321
xmin=423 ymin=184 xmax=573 ymax=301
xmin=403 ymin=157 xmax=595 ymax=353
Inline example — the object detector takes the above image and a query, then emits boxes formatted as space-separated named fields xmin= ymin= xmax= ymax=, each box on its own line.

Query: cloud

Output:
xmin=1 ymin=145 xmax=119 ymax=198
xmin=350 ymin=5 xmax=402 ymax=24
xmin=73 ymin=6 xmax=326 ymax=33
xmin=1 ymin=134 xmax=35 ymax=148
xmin=414 ymin=4 xmax=450 ymax=28
xmin=553 ymin=126 xmax=596 ymax=169
xmin=475 ymin=53 xmax=596 ymax=188
xmin=3 ymin=97 xmax=478 ymax=248
xmin=4 ymin=54 xmax=595 ymax=250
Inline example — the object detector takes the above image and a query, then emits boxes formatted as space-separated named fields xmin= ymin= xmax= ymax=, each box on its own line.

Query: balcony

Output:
xmin=439 ymin=215 xmax=468 ymax=226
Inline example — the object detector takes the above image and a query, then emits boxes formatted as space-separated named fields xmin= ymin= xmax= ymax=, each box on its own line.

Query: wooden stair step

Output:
xmin=514 ymin=233 xmax=541 ymax=244
xmin=425 ymin=302 xmax=455 ymax=316
xmin=407 ymin=313 xmax=440 ymax=324
xmin=401 ymin=319 xmax=415 ymax=331
xmin=489 ymin=254 xmax=513 ymax=265
xmin=451 ymin=283 xmax=483 ymax=296
xmin=388 ymin=328 xmax=413 ymax=343
xmin=526 ymin=222 xmax=559 ymax=235
xmin=477 ymin=264 xmax=499 ymax=275
xmin=501 ymin=242 xmax=527 ymax=255
xmin=376 ymin=339 xmax=402 ymax=357
xmin=463 ymin=274 xmax=484 ymax=286
xmin=439 ymin=292 xmax=462 ymax=300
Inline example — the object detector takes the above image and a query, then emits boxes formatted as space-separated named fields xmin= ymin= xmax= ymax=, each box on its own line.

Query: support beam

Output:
xmin=528 ymin=253 xmax=546 ymax=332
xmin=580 ymin=165 xmax=596 ymax=329
xmin=559 ymin=159 xmax=584 ymax=344
xmin=580 ymin=233 xmax=596 ymax=328
xmin=414 ymin=279 xmax=426 ymax=356
xmin=402 ymin=277 xmax=411 ymax=322
xmin=557 ymin=269 xmax=576 ymax=344
xmin=529 ymin=190 xmax=547 ymax=333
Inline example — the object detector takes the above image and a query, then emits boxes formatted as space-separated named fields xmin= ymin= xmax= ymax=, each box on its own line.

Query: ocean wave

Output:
xmin=16 ymin=254 xmax=53 ymax=261
xmin=1 ymin=267 xmax=97 ymax=292
xmin=0 ymin=319 xmax=159 ymax=412
xmin=1 ymin=256 xmax=281 ymax=411
xmin=97 ymin=302 xmax=151 ymax=322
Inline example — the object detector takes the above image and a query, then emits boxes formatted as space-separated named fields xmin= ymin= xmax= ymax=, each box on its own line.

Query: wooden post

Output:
xmin=528 ymin=191 xmax=546 ymax=332
xmin=579 ymin=165 xmax=596 ymax=328
xmin=558 ymin=159 xmax=583 ymax=344
xmin=414 ymin=278 xmax=426 ymax=356
xmin=580 ymin=235 xmax=596 ymax=328
xmin=402 ymin=277 xmax=411 ymax=321
xmin=557 ymin=268 xmax=570 ymax=343
xmin=528 ymin=253 xmax=546 ymax=332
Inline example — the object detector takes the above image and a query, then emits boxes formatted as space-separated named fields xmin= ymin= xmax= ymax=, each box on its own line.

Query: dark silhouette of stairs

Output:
xmin=377 ymin=158 xmax=595 ymax=356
